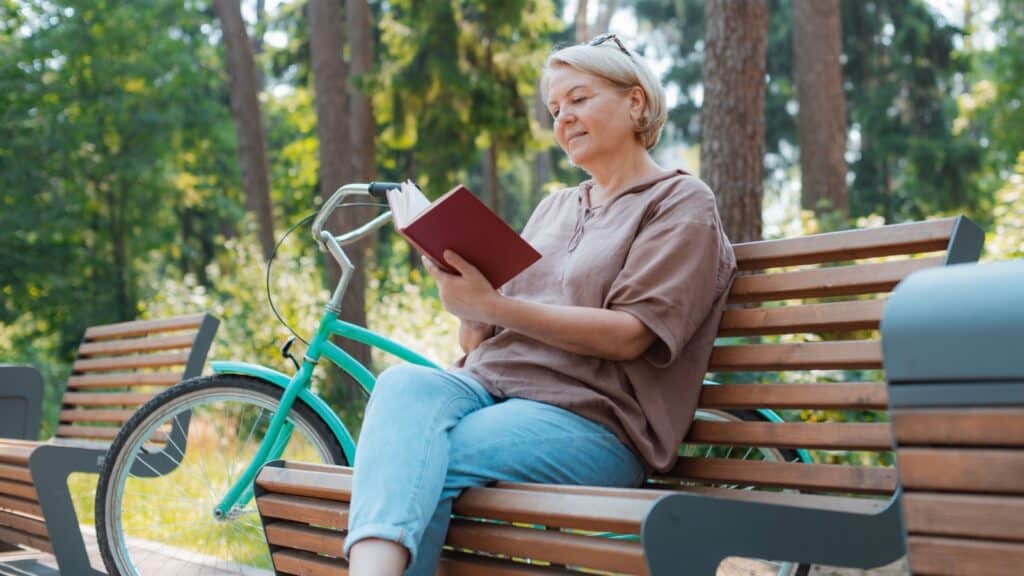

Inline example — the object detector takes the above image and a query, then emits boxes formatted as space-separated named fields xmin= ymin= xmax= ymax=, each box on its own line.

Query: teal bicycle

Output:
xmin=93 ymin=181 xmax=808 ymax=575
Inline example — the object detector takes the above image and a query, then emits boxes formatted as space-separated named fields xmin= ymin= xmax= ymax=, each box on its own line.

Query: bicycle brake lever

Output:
xmin=280 ymin=336 xmax=301 ymax=371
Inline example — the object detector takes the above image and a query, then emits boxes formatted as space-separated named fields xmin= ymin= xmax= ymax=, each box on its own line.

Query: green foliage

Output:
xmin=375 ymin=0 xmax=561 ymax=192
xmin=0 ymin=0 xmax=241 ymax=354
xmin=986 ymin=152 xmax=1024 ymax=260
xmin=630 ymin=0 xmax=985 ymax=223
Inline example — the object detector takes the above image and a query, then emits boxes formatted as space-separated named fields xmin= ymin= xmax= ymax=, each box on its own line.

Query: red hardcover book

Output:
xmin=386 ymin=182 xmax=542 ymax=288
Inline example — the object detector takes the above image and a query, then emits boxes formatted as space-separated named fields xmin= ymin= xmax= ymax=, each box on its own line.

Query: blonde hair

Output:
xmin=540 ymin=39 xmax=667 ymax=150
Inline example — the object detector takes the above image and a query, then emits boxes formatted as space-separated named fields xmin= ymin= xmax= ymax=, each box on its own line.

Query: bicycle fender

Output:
xmin=210 ymin=361 xmax=357 ymax=463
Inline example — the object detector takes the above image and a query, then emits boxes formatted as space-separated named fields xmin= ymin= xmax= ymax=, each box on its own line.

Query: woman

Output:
xmin=345 ymin=34 xmax=737 ymax=576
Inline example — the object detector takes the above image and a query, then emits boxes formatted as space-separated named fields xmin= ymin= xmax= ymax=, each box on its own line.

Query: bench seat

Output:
xmin=254 ymin=215 xmax=984 ymax=575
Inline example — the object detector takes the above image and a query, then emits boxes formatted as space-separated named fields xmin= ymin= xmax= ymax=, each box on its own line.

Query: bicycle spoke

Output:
xmin=99 ymin=379 xmax=341 ymax=575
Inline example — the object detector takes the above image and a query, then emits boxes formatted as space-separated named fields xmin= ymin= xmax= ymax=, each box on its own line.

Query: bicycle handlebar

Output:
xmin=312 ymin=180 xmax=405 ymax=313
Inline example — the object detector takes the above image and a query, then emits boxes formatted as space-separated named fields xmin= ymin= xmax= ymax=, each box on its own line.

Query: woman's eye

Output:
xmin=572 ymin=97 xmax=585 ymax=103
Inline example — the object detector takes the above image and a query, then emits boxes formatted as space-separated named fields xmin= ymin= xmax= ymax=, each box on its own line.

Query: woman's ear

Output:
xmin=626 ymin=85 xmax=643 ymax=127
xmin=628 ymin=86 xmax=646 ymax=121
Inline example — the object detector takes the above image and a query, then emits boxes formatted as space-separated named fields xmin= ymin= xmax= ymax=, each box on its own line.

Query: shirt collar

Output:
xmin=577 ymin=168 xmax=688 ymax=209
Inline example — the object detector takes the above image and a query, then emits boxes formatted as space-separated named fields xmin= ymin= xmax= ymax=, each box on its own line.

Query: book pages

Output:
xmin=387 ymin=180 xmax=431 ymax=228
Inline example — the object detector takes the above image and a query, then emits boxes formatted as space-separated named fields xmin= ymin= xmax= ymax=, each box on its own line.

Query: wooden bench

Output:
xmin=252 ymin=216 xmax=984 ymax=575
xmin=0 ymin=313 xmax=219 ymax=575
xmin=883 ymin=259 xmax=1024 ymax=576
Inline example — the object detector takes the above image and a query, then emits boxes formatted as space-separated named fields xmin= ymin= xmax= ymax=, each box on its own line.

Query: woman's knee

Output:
xmin=371 ymin=363 xmax=440 ymax=401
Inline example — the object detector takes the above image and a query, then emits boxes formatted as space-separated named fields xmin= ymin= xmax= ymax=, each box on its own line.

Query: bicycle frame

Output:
xmin=209 ymin=307 xmax=440 ymax=518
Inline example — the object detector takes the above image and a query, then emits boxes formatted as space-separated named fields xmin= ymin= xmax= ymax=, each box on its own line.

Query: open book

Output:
xmin=386 ymin=181 xmax=542 ymax=288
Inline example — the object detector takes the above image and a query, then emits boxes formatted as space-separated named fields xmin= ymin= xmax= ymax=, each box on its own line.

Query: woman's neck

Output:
xmin=585 ymin=147 xmax=667 ymax=206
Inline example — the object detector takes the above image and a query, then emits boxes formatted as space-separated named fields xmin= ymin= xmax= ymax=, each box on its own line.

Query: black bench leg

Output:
xmin=29 ymin=445 xmax=106 ymax=576
xmin=641 ymin=491 xmax=907 ymax=576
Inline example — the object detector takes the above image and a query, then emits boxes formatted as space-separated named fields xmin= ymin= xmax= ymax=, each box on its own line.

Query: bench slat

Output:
xmin=59 ymin=409 xmax=135 ymax=424
xmin=71 ymin=352 xmax=191 ymax=373
xmin=0 ymin=525 xmax=52 ymax=554
xmin=0 ymin=509 xmax=48 ymax=538
xmin=67 ymin=372 xmax=183 ymax=389
xmin=454 ymin=488 xmax=649 ymax=534
xmin=256 ymin=493 xmax=348 ymax=529
xmin=904 ymin=492 xmax=1024 ymax=542
xmin=83 ymin=313 xmax=207 ymax=341
xmin=0 ymin=479 xmax=37 ymax=502
xmin=719 ymin=299 xmax=886 ymax=336
xmin=61 ymin=393 xmax=155 ymax=407
xmin=0 ymin=463 xmax=32 ymax=483
xmin=498 ymin=483 xmax=889 ymax=515
xmin=733 ymin=218 xmax=955 ymax=270
xmin=907 ymin=535 xmax=1024 ymax=576
xmin=265 ymin=521 xmax=343 ymax=557
xmin=55 ymin=425 xmax=168 ymax=442
xmin=77 ymin=333 xmax=198 ymax=357
xmin=709 ymin=341 xmax=882 ymax=371
xmin=440 ymin=551 xmax=580 ymax=575
xmin=729 ymin=257 xmax=942 ymax=303
xmin=698 ymin=383 xmax=888 ymax=409
xmin=271 ymin=549 xmax=344 ymax=576
xmin=893 ymin=409 xmax=1024 ymax=447
xmin=685 ymin=421 xmax=893 ymax=451
xmin=664 ymin=457 xmax=898 ymax=494
xmin=0 ymin=495 xmax=43 ymax=518
xmin=0 ymin=443 xmax=34 ymax=466
xmin=256 ymin=466 xmax=351 ymax=501
xmin=446 ymin=518 xmax=647 ymax=576
xmin=897 ymin=448 xmax=1024 ymax=495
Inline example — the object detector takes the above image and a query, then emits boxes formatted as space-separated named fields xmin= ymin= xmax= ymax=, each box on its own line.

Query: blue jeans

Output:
xmin=343 ymin=363 xmax=646 ymax=575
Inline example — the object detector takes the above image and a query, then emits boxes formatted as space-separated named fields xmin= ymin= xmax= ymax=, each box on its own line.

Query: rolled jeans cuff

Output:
xmin=343 ymin=523 xmax=419 ymax=568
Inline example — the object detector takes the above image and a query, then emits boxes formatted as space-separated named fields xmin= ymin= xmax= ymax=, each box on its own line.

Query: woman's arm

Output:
xmin=427 ymin=251 xmax=656 ymax=362
xmin=459 ymin=319 xmax=493 ymax=354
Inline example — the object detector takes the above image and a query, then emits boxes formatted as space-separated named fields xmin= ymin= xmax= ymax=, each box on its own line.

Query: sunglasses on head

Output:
xmin=588 ymin=33 xmax=633 ymax=59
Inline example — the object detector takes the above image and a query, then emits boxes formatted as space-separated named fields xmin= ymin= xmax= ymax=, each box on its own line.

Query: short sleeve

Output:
xmin=605 ymin=198 xmax=724 ymax=368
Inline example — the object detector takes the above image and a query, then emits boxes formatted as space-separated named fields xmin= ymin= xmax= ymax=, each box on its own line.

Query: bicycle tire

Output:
xmin=95 ymin=374 xmax=347 ymax=576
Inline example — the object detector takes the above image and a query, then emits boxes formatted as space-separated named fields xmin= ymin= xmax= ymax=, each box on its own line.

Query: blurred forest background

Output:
xmin=1 ymin=0 xmax=1022 ymax=439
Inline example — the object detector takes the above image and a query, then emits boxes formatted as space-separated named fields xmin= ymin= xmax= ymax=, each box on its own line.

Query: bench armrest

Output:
xmin=642 ymin=490 xmax=906 ymax=575
xmin=0 ymin=364 xmax=45 ymax=440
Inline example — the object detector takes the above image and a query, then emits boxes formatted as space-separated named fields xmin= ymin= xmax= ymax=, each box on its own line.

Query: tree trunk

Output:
xmin=347 ymin=0 xmax=376 ymax=182
xmin=793 ymin=0 xmax=849 ymax=218
xmin=253 ymin=0 xmax=267 ymax=90
xmin=213 ymin=0 xmax=276 ymax=260
xmin=594 ymin=0 xmax=619 ymax=36
xmin=575 ymin=0 xmax=589 ymax=43
xmin=700 ymin=0 xmax=767 ymax=243
xmin=310 ymin=0 xmax=372 ymax=400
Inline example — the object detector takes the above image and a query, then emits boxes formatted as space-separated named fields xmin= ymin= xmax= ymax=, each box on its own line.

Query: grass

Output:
xmin=68 ymin=405 xmax=332 ymax=571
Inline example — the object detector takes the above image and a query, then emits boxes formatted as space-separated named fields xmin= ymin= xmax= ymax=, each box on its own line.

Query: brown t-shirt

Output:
xmin=453 ymin=169 xmax=736 ymax=472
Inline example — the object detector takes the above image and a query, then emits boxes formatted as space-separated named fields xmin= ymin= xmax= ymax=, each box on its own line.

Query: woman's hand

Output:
xmin=424 ymin=250 xmax=501 ymax=324
xmin=458 ymin=318 xmax=493 ymax=354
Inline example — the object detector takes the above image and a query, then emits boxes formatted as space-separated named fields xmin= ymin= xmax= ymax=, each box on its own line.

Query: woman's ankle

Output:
xmin=348 ymin=537 xmax=410 ymax=576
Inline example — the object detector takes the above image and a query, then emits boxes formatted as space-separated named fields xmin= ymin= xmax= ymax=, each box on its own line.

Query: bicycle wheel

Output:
xmin=688 ymin=409 xmax=809 ymax=576
xmin=95 ymin=374 xmax=347 ymax=576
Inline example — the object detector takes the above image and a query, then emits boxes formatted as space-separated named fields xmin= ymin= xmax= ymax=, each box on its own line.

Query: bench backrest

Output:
xmin=656 ymin=216 xmax=984 ymax=498
xmin=57 ymin=313 xmax=219 ymax=441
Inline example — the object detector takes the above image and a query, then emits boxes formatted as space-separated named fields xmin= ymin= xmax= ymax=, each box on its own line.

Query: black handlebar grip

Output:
xmin=368 ymin=181 xmax=404 ymax=199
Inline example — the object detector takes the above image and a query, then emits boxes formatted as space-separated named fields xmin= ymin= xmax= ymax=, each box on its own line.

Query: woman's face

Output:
xmin=546 ymin=66 xmax=644 ymax=169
